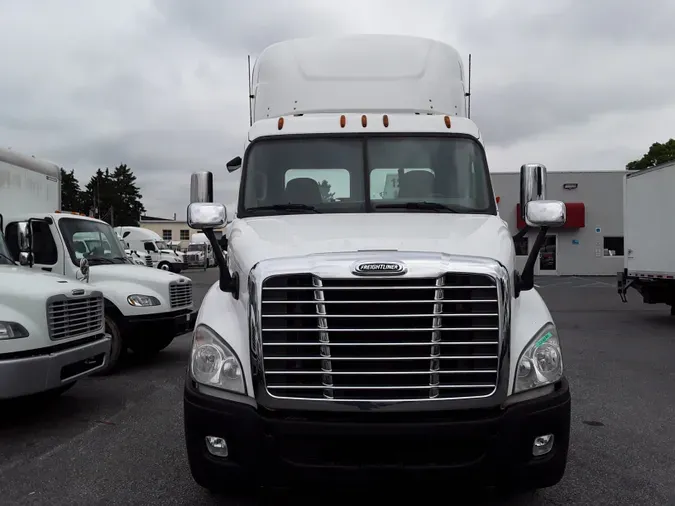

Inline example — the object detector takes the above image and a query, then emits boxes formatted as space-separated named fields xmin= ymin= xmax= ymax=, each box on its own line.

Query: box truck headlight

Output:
xmin=515 ymin=323 xmax=563 ymax=393
xmin=190 ymin=325 xmax=245 ymax=395
xmin=127 ymin=294 xmax=161 ymax=307
xmin=0 ymin=321 xmax=29 ymax=339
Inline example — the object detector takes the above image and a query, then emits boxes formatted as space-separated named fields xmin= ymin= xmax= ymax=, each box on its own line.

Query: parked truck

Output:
xmin=0 ymin=161 xmax=111 ymax=399
xmin=114 ymin=226 xmax=185 ymax=272
xmin=617 ymin=161 xmax=675 ymax=313
xmin=0 ymin=147 xmax=197 ymax=374
xmin=185 ymin=232 xmax=215 ymax=270
xmin=182 ymin=34 xmax=571 ymax=495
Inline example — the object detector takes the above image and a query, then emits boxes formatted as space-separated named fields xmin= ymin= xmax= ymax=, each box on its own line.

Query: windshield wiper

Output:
xmin=86 ymin=256 xmax=116 ymax=264
xmin=246 ymin=204 xmax=321 ymax=214
xmin=375 ymin=201 xmax=460 ymax=213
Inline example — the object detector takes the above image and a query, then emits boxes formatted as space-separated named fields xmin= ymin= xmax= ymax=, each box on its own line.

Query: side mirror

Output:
xmin=519 ymin=163 xmax=547 ymax=220
xmin=18 ymin=252 xmax=31 ymax=266
xmin=190 ymin=171 xmax=214 ymax=203
xmin=187 ymin=203 xmax=227 ymax=230
xmin=226 ymin=156 xmax=242 ymax=173
xmin=79 ymin=258 xmax=90 ymax=283
xmin=17 ymin=222 xmax=31 ymax=253
xmin=525 ymin=201 xmax=566 ymax=228
xmin=188 ymin=170 xmax=238 ymax=297
xmin=122 ymin=231 xmax=130 ymax=238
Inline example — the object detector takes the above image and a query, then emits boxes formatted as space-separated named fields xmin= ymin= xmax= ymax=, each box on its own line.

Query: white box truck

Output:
xmin=182 ymin=35 xmax=571 ymax=495
xmin=617 ymin=161 xmax=675 ymax=313
xmin=185 ymin=232 xmax=216 ymax=270
xmin=0 ymin=147 xmax=197 ymax=374
xmin=114 ymin=226 xmax=185 ymax=272
xmin=0 ymin=167 xmax=111 ymax=398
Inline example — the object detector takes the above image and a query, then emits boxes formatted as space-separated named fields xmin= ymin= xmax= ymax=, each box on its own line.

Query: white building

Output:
xmin=491 ymin=170 xmax=625 ymax=276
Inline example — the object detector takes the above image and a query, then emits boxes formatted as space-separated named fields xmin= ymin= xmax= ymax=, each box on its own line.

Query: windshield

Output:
xmin=58 ymin=218 xmax=129 ymax=266
xmin=156 ymin=240 xmax=169 ymax=250
xmin=238 ymin=135 xmax=495 ymax=217
xmin=0 ymin=232 xmax=15 ymax=265
xmin=188 ymin=244 xmax=204 ymax=251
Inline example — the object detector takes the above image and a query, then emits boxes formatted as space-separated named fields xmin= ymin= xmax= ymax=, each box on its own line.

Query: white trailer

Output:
xmin=0 ymin=149 xmax=111 ymax=399
xmin=617 ymin=161 xmax=675 ymax=313
xmin=182 ymin=35 xmax=571 ymax=496
xmin=0 ymin=147 xmax=197 ymax=374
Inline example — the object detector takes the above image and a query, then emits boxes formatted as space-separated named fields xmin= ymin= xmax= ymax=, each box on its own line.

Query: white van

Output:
xmin=115 ymin=226 xmax=184 ymax=273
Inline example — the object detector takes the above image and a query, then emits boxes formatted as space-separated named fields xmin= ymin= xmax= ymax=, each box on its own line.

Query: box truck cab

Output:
xmin=183 ymin=35 xmax=571 ymax=495
xmin=115 ymin=226 xmax=185 ymax=273
xmin=0 ymin=214 xmax=111 ymax=399
xmin=0 ymin=147 xmax=197 ymax=374
xmin=186 ymin=232 xmax=216 ymax=269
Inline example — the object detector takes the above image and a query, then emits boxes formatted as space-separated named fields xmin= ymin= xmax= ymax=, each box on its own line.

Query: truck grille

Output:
xmin=260 ymin=273 xmax=500 ymax=401
xmin=145 ymin=255 xmax=153 ymax=267
xmin=170 ymin=281 xmax=193 ymax=308
xmin=47 ymin=295 xmax=104 ymax=341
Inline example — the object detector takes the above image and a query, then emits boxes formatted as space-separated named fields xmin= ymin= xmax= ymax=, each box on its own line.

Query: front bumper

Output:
xmin=124 ymin=309 xmax=197 ymax=339
xmin=0 ymin=334 xmax=111 ymax=400
xmin=184 ymin=377 xmax=571 ymax=488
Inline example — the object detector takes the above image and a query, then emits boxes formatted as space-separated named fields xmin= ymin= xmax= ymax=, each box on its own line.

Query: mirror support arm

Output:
xmin=515 ymin=226 xmax=549 ymax=297
xmin=203 ymin=228 xmax=238 ymax=298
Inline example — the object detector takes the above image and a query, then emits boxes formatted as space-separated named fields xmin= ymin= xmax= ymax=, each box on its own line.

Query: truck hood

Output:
xmin=229 ymin=214 xmax=515 ymax=275
xmin=83 ymin=263 xmax=192 ymax=316
xmin=88 ymin=264 xmax=186 ymax=285
xmin=0 ymin=264 xmax=89 ymax=300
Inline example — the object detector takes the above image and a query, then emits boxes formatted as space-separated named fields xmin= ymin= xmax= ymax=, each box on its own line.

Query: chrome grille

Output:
xmin=170 ymin=281 xmax=193 ymax=308
xmin=47 ymin=295 xmax=104 ymax=341
xmin=145 ymin=255 xmax=153 ymax=267
xmin=260 ymin=273 xmax=500 ymax=401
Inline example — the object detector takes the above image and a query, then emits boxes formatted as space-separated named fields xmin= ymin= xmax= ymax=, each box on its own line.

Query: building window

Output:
xmin=514 ymin=236 xmax=528 ymax=256
xmin=180 ymin=230 xmax=190 ymax=241
xmin=603 ymin=236 xmax=624 ymax=256
xmin=162 ymin=229 xmax=172 ymax=241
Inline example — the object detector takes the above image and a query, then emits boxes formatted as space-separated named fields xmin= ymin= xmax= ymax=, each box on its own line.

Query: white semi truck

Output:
xmin=0 ymin=164 xmax=111 ymax=399
xmin=0 ymin=147 xmax=197 ymax=374
xmin=183 ymin=35 xmax=571 ymax=495
xmin=114 ymin=226 xmax=185 ymax=273
xmin=617 ymin=161 xmax=675 ymax=313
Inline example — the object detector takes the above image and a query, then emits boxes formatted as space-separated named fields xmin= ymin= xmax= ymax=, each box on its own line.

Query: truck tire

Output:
xmin=158 ymin=261 xmax=171 ymax=271
xmin=128 ymin=334 xmax=175 ymax=357
xmin=93 ymin=315 xmax=124 ymax=376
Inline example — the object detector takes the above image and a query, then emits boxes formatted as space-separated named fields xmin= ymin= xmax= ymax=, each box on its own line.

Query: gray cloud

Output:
xmin=1 ymin=0 xmax=674 ymax=218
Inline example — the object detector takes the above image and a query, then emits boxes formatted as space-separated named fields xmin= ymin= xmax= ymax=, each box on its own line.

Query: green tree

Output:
xmin=319 ymin=180 xmax=335 ymax=201
xmin=82 ymin=164 xmax=146 ymax=226
xmin=626 ymin=138 xmax=675 ymax=171
xmin=60 ymin=168 xmax=84 ymax=213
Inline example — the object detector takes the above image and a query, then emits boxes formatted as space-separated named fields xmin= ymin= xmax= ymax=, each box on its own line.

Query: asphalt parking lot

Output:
xmin=1 ymin=272 xmax=674 ymax=505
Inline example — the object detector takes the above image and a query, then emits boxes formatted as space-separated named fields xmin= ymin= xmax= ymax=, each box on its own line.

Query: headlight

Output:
xmin=127 ymin=294 xmax=161 ymax=307
xmin=190 ymin=324 xmax=245 ymax=395
xmin=0 ymin=321 xmax=29 ymax=339
xmin=514 ymin=323 xmax=563 ymax=393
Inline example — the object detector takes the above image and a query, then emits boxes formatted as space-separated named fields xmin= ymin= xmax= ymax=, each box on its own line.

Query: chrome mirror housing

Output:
xmin=525 ymin=200 xmax=566 ymax=228
xmin=187 ymin=203 xmax=227 ymax=230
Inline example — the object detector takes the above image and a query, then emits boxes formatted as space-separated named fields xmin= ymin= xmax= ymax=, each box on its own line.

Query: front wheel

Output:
xmin=92 ymin=315 xmax=124 ymax=376
xmin=158 ymin=261 xmax=171 ymax=271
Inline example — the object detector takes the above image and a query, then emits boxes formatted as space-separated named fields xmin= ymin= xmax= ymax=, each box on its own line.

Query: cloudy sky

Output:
xmin=2 ymin=0 xmax=675 ymax=219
